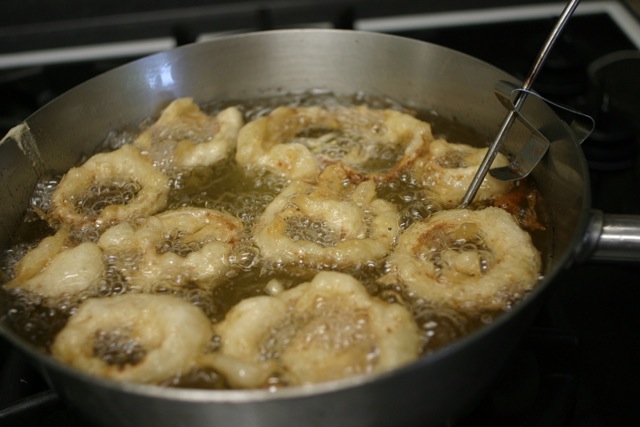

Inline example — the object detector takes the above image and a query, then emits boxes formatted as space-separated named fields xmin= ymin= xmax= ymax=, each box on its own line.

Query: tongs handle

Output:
xmin=459 ymin=0 xmax=582 ymax=208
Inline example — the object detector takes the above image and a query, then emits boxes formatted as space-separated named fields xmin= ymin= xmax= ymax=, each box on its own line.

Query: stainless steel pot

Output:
xmin=1 ymin=29 xmax=640 ymax=427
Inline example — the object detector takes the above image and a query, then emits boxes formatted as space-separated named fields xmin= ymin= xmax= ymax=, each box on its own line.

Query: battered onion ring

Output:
xmin=134 ymin=98 xmax=243 ymax=170
xmin=381 ymin=207 xmax=541 ymax=310
xmin=97 ymin=207 xmax=244 ymax=289
xmin=51 ymin=293 xmax=213 ymax=384
xmin=4 ymin=228 xmax=105 ymax=298
xmin=206 ymin=271 xmax=420 ymax=388
xmin=50 ymin=144 xmax=169 ymax=229
xmin=411 ymin=139 xmax=512 ymax=207
xmin=236 ymin=105 xmax=432 ymax=181
xmin=253 ymin=164 xmax=400 ymax=269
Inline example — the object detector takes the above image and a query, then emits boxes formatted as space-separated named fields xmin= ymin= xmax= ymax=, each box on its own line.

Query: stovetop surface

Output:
xmin=1 ymin=0 xmax=547 ymax=57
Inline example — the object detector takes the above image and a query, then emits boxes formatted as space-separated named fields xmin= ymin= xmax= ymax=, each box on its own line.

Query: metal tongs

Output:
xmin=459 ymin=0 xmax=594 ymax=208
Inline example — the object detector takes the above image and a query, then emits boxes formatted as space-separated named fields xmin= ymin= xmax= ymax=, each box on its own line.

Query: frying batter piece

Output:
xmin=236 ymin=105 xmax=433 ymax=181
xmin=51 ymin=293 xmax=214 ymax=384
xmin=134 ymin=97 xmax=243 ymax=170
xmin=4 ymin=228 xmax=105 ymax=298
xmin=50 ymin=144 xmax=169 ymax=230
xmin=381 ymin=207 xmax=541 ymax=310
xmin=253 ymin=164 xmax=400 ymax=269
xmin=97 ymin=207 xmax=244 ymax=290
xmin=207 ymin=271 xmax=420 ymax=388
xmin=411 ymin=139 xmax=512 ymax=207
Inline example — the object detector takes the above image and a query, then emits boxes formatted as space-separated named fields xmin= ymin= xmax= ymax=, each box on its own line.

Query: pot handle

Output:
xmin=580 ymin=209 xmax=640 ymax=262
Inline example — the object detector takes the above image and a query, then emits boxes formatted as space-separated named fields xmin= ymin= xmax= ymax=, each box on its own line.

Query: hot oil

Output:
xmin=77 ymin=182 xmax=142 ymax=218
xmin=0 ymin=91 xmax=553 ymax=389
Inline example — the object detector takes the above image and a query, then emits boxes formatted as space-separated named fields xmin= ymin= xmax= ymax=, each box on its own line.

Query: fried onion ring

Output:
xmin=206 ymin=271 xmax=420 ymax=387
xmin=51 ymin=293 xmax=213 ymax=383
xmin=411 ymin=139 xmax=512 ymax=207
xmin=97 ymin=207 xmax=244 ymax=289
xmin=134 ymin=98 xmax=243 ymax=170
xmin=50 ymin=144 xmax=169 ymax=229
xmin=253 ymin=164 xmax=400 ymax=269
xmin=381 ymin=207 xmax=541 ymax=310
xmin=4 ymin=228 xmax=105 ymax=298
xmin=236 ymin=105 xmax=432 ymax=181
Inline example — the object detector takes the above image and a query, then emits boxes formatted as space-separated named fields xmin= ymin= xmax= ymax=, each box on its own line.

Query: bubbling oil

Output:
xmin=76 ymin=182 xmax=142 ymax=218
xmin=0 ymin=91 xmax=551 ymax=388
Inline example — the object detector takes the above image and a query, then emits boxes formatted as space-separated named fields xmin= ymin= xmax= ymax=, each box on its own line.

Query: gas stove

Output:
xmin=2 ymin=1 xmax=640 ymax=426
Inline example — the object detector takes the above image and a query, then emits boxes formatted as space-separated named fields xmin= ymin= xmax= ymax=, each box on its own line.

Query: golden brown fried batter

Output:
xmin=253 ymin=164 xmax=400 ymax=269
xmin=50 ymin=144 xmax=169 ymax=230
xmin=134 ymin=97 xmax=243 ymax=170
xmin=51 ymin=293 xmax=214 ymax=383
xmin=411 ymin=139 xmax=512 ymax=207
xmin=236 ymin=105 xmax=432 ymax=181
xmin=205 ymin=271 xmax=420 ymax=388
xmin=381 ymin=207 xmax=541 ymax=310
